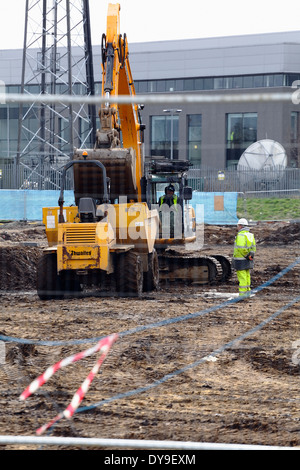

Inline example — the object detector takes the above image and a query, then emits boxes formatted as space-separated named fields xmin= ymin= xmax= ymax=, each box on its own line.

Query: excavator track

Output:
xmin=210 ymin=254 xmax=232 ymax=282
xmin=157 ymin=251 xmax=225 ymax=285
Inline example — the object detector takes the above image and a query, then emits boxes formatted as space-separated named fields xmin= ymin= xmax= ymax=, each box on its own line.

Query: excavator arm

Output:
xmin=76 ymin=3 xmax=144 ymax=204
xmin=102 ymin=4 xmax=144 ymax=191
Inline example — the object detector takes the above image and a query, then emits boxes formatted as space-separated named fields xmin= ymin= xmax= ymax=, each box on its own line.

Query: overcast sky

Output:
xmin=1 ymin=0 xmax=300 ymax=49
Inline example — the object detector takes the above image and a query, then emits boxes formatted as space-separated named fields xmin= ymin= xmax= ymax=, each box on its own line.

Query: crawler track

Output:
xmin=158 ymin=251 xmax=230 ymax=284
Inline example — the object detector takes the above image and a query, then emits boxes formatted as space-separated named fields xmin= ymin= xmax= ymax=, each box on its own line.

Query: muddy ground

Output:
xmin=0 ymin=220 xmax=299 ymax=450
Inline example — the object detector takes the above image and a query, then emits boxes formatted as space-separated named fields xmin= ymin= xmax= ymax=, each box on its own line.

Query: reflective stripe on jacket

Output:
xmin=159 ymin=195 xmax=178 ymax=207
xmin=233 ymin=228 xmax=256 ymax=260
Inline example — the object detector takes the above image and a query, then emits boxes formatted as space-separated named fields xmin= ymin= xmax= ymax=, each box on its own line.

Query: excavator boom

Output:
xmin=74 ymin=4 xmax=144 ymax=203
xmin=73 ymin=5 xmax=145 ymax=204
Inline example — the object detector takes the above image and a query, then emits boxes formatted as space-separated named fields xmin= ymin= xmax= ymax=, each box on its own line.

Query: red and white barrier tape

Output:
xmin=19 ymin=334 xmax=118 ymax=435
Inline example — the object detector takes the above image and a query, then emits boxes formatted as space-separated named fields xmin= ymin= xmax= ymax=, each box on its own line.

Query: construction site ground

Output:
xmin=0 ymin=220 xmax=299 ymax=451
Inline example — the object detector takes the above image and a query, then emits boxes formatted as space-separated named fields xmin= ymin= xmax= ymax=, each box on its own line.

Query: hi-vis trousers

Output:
xmin=236 ymin=269 xmax=251 ymax=296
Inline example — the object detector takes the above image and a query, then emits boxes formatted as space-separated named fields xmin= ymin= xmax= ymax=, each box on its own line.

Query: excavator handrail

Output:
xmin=58 ymin=159 xmax=110 ymax=223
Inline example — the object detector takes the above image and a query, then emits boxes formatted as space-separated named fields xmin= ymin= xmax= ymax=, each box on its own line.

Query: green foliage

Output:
xmin=237 ymin=197 xmax=300 ymax=221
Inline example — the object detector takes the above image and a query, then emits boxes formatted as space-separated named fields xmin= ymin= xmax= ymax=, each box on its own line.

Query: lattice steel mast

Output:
xmin=17 ymin=0 xmax=96 ymax=167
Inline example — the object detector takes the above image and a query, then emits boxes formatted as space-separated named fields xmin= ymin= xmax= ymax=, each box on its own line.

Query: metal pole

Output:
xmin=49 ymin=0 xmax=58 ymax=164
xmin=66 ymin=0 xmax=74 ymax=159
xmin=16 ymin=0 xmax=30 ymax=187
xmin=40 ymin=0 xmax=47 ymax=164
xmin=0 ymin=435 xmax=297 ymax=450
xmin=82 ymin=0 xmax=96 ymax=146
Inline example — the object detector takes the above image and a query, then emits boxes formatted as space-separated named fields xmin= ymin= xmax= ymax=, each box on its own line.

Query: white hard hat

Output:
xmin=237 ymin=218 xmax=248 ymax=226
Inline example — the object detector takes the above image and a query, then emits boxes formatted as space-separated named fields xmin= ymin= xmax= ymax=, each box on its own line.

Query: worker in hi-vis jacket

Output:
xmin=232 ymin=218 xmax=256 ymax=297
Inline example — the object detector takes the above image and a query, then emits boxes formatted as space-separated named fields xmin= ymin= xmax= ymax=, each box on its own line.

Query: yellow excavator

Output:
xmin=37 ymin=3 xmax=231 ymax=299
xmin=37 ymin=3 xmax=159 ymax=299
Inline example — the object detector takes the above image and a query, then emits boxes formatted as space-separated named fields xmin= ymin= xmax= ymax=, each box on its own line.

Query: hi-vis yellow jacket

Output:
xmin=159 ymin=194 xmax=178 ymax=208
xmin=233 ymin=228 xmax=256 ymax=270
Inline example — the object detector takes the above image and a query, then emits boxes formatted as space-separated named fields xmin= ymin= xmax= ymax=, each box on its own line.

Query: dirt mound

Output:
xmin=257 ymin=221 xmax=300 ymax=244
xmin=203 ymin=221 xmax=300 ymax=246
xmin=0 ymin=246 xmax=41 ymax=291
xmin=0 ymin=221 xmax=46 ymax=244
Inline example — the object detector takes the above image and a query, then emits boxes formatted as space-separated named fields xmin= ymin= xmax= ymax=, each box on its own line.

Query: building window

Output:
xmin=138 ymin=81 xmax=148 ymax=93
xmin=243 ymin=76 xmax=253 ymax=88
xmin=37 ymin=52 xmax=61 ymax=72
xmin=175 ymin=79 xmax=184 ymax=91
xmin=226 ymin=113 xmax=257 ymax=168
xmin=156 ymin=81 xmax=166 ymax=92
xmin=264 ymin=75 xmax=274 ymax=87
xmin=166 ymin=80 xmax=175 ymax=92
xmin=224 ymin=77 xmax=233 ymax=89
xmin=148 ymin=81 xmax=157 ymax=93
xmin=184 ymin=79 xmax=194 ymax=91
xmin=253 ymin=75 xmax=264 ymax=88
xmin=203 ymin=78 xmax=214 ymax=90
xmin=287 ymin=74 xmax=300 ymax=87
xmin=78 ymin=116 xmax=91 ymax=148
xmin=233 ymin=76 xmax=243 ymax=88
xmin=150 ymin=115 xmax=179 ymax=160
xmin=135 ymin=73 xmax=290 ymax=95
xmin=58 ymin=117 xmax=69 ymax=154
xmin=214 ymin=77 xmax=224 ymax=89
xmin=187 ymin=114 xmax=202 ymax=165
xmin=194 ymin=78 xmax=204 ymax=90
xmin=274 ymin=74 xmax=285 ymax=86
xmin=0 ymin=105 xmax=40 ymax=158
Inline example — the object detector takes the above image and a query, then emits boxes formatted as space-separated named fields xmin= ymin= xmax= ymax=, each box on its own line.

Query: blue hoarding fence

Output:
xmin=0 ymin=190 xmax=75 ymax=221
xmin=0 ymin=190 xmax=238 ymax=225
xmin=191 ymin=191 xmax=238 ymax=225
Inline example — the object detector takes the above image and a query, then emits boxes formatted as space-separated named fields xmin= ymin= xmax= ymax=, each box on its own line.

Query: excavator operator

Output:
xmin=158 ymin=184 xmax=178 ymax=239
xmin=159 ymin=184 xmax=178 ymax=208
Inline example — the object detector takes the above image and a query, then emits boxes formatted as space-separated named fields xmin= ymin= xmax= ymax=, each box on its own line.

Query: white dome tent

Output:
xmin=237 ymin=139 xmax=287 ymax=188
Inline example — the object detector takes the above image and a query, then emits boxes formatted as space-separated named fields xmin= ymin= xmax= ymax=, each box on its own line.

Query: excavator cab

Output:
xmin=144 ymin=158 xmax=232 ymax=284
xmin=144 ymin=159 xmax=196 ymax=248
